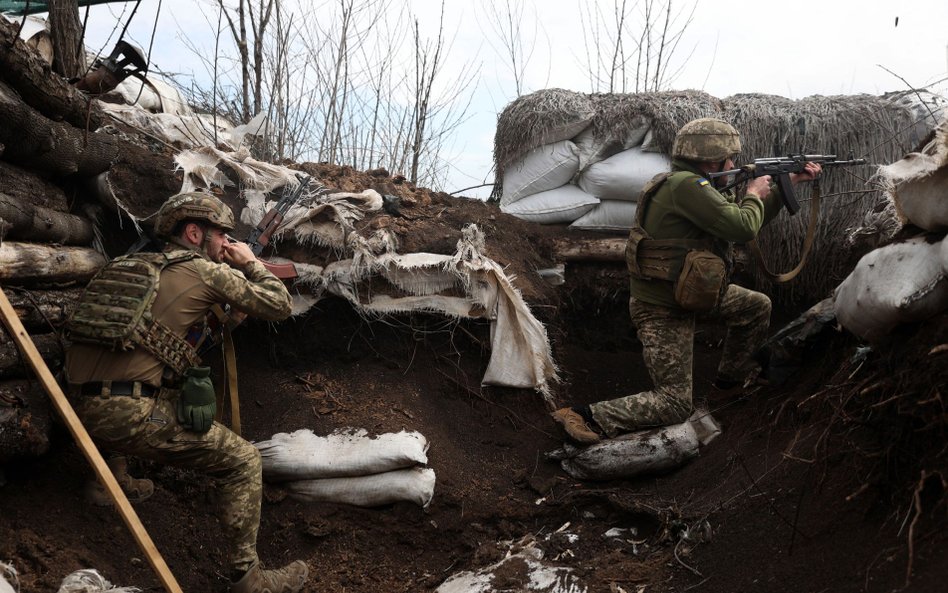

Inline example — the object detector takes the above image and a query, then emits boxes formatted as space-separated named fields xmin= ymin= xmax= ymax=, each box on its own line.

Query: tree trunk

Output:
xmin=0 ymin=242 xmax=105 ymax=284
xmin=0 ymin=380 xmax=52 ymax=463
xmin=0 ymin=332 xmax=63 ymax=379
xmin=48 ymin=0 xmax=85 ymax=80
xmin=4 ymin=288 xmax=82 ymax=332
xmin=0 ymin=17 xmax=103 ymax=130
xmin=554 ymin=237 xmax=628 ymax=262
xmin=0 ymin=80 xmax=119 ymax=177
xmin=0 ymin=193 xmax=94 ymax=245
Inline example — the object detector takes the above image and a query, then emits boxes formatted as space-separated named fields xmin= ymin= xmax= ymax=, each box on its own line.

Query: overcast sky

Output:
xmin=78 ymin=0 xmax=948 ymax=198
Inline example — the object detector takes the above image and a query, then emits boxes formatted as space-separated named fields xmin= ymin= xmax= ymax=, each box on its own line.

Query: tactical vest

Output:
xmin=66 ymin=250 xmax=202 ymax=377
xmin=625 ymin=172 xmax=727 ymax=312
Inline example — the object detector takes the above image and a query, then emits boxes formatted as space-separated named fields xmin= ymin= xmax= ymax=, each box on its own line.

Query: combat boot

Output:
xmin=85 ymin=456 xmax=154 ymax=506
xmin=551 ymin=408 xmax=601 ymax=444
xmin=231 ymin=561 xmax=309 ymax=593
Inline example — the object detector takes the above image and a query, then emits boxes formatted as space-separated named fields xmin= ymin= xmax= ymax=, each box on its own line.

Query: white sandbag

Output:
xmin=58 ymin=569 xmax=139 ymax=593
xmin=834 ymin=236 xmax=948 ymax=341
xmin=501 ymin=185 xmax=599 ymax=225
xmin=577 ymin=147 xmax=671 ymax=201
xmin=889 ymin=166 xmax=948 ymax=232
xmin=437 ymin=547 xmax=585 ymax=593
xmin=568 ymin=200 xmax=638 ymax=232
xmin=942 ymin=233 xmax=948 ymax=273
xmin=255 ymin=428 xmax=428 ymax=481
xmin=501 ymin=141 xmax=580 ymax=206
xmin=285 ymin=467 xmax=436 ymax=508
xmin=549 ymin=421 xmax=699 ymax=480
xmin=573 ymin=122 xmax=651 ymax=171
xmin=0 ymin=562 xmax=17 ymax=593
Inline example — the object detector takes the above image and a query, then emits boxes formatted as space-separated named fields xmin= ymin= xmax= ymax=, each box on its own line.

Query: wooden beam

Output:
xmin=553 ymin=237 xmax=628 ymax=262
xmin=0 ymin=287 xmax=183 ymax=593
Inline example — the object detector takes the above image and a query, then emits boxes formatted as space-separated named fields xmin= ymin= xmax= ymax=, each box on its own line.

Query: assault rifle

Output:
xmin=707 ymin=154 xmax=867 ymax=215
xmin=242 ymin=173 xmax=313 ymax=280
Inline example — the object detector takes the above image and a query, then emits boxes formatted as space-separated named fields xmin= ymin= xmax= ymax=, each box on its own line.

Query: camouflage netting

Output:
xmin=492 ymin=88 xmax=596 ymax=179
xmin=492 ymin=88 xmax=946 ymax=306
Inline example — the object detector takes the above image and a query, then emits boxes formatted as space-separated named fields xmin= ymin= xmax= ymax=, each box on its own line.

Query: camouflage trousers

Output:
xmin=72 ymin=390 xmax=262 ymax=573
xmin=590 ymin=284 xmax=771 ymax=438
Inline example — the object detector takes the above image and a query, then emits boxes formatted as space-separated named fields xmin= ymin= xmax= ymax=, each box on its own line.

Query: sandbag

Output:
xmin=285 ymin=467 xmax=436 ymax=508
xmin=834 ymin=236 xmax=948 ymax=341
xmin=58 ymin=569 xmax=139 ymax=593
xmin=0 ymin=563 xmax=16 ymax=593
xmin=577 ymin=147 xmax=671 ymax=201
xmin=568 ymin=200 xmax=638 ymax=232
xmin=500 ymin=185 xmax=599 ymax=225
xmin=890 ymin=166 xmax=948 ymax=232
xmin=573 ymin=122 xmax=650 ymax=171
xmin=255 ymin=428 xmax=429 ymax=481
xmin=501 ymin=141 xmax=580 ymax=206
xmin=548 ymin=420 xmax=700 ymax=480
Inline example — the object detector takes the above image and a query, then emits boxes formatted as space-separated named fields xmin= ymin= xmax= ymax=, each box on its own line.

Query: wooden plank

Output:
xmin=0 ymin=287 xmax=183 ymax=593
xmin=553 ymin=237 xmax=628 ymax=262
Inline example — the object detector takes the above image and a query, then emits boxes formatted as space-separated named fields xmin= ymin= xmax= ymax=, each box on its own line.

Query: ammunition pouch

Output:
xmin=176 ymin=366 xmax=216 ymax=434
xmin=674 ymin=250 xmax=727 ymax=312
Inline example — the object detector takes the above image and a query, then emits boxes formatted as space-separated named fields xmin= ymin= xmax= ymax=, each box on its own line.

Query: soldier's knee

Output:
xmin=748 ymin=291 xmax=771 ymax=319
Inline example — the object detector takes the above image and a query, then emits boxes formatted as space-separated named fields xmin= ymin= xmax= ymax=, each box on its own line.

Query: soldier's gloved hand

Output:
xmin=176 ymin=366 xmax=216 ymax=433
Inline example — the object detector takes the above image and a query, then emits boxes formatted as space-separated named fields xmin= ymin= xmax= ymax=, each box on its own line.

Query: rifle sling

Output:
xmin=748 ymin=180 xmax=821 ymax=283
xmin=211 ymin=306 xmax=241 ymax=436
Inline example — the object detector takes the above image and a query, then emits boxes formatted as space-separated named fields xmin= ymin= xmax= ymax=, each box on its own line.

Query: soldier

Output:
xmin=64 ymin=193 xmax=308 ymax=593
xmin=552 ymin=118 xmax=821 ymax=444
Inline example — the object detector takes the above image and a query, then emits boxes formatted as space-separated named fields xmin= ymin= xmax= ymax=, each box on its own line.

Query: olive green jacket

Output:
xmin=629 ymin=159 xmax=783 ymax=308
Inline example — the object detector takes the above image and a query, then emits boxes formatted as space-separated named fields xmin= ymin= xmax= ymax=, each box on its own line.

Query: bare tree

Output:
xmin=477 ymin=0 xmax=539 ymax=97
xmin=48 ymin=0 xmax=84 ymax=79
xmin=579 ymin=0 xmax=696 ymax=93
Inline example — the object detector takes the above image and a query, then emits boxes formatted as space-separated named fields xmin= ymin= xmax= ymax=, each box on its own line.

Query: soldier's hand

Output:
xmin=222 ymin=240 xmax=256 ymax=269
xmin=746 ymin=175 xmax=772 ymax=199
xmin=790 ymin=162 xmax=822 ymax=185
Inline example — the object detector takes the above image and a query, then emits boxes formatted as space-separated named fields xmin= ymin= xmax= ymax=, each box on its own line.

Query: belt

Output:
xmin=79 ymin=381 xmax=159 ymax=398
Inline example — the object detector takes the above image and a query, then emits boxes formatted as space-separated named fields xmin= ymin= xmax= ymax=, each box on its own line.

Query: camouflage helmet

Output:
xmin=153 ymin=192 xmax=235 ymax=238
xmin=672 ymin=118 xmax=742 ymax=162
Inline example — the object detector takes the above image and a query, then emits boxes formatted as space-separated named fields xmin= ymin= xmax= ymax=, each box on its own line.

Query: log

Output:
xmin=4 ymin=288 xmax=81 ymax=331
xmin=0 ymin=193 xmax=94 ymax=245
xmin=0 ymin=160 xmax=69 ymax=210
xmin=0 ymin=242 xmax=105 ymax=284
xmin=0 ymin=379 xmax=52 ymax=463
xmin=0 ymin=332 xmax=62 ymax=379
xmin=554 ymin=237 xmax=628 ymax=262
xmin=0 ymin=80 xmax=120 ymax=177
xmin=0 ymin=16 xmax=105 ymax=130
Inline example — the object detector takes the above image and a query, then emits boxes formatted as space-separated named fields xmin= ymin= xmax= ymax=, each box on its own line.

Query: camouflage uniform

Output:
xmin=590 ymin=284 xmax=771 ymax=437
xmin=66 ymin=253 xmax=292 ymax=573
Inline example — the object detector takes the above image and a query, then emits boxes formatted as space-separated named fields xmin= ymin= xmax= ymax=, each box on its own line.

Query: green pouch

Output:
xmin=176 ymin=366 xmax=216 ymax=433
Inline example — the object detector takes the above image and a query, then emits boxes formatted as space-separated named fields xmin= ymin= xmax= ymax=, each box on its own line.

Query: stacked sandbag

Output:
xmin=499 ymin=141 xmax=599 ymax=224
xmin=833 ymin=236 xmax=948 ymax=342
xmin=571 ymin=147 xmax=671 ymax=231
xmin=255 ymin=428 xmax=436 ymax=507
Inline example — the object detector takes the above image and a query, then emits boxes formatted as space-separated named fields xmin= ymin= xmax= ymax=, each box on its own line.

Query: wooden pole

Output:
xmin=0 ymin=287 xmax=184 ymax=593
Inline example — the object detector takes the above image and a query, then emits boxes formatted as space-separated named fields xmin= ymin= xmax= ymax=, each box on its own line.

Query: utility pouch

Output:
xmin=176 ymin=366 xmax=216 ymax=433
xmin=625 ymin=227 xmax=649 ymax=278
xmin=674 ymin=250 xmax=726 ymax=312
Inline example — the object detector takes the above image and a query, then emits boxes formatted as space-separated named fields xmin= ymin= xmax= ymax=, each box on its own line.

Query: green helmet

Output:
xmin=154 ymin=192 xmax=235 ymax=238
xmin=672 ymin=118 xmax=741 ymax=162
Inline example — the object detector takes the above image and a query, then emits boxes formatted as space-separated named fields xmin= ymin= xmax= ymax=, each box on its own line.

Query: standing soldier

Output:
xmin=64 ymin=193 xmax=308 ymax=593
xmin=552 ymin=118 xmax=821 ymax=444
